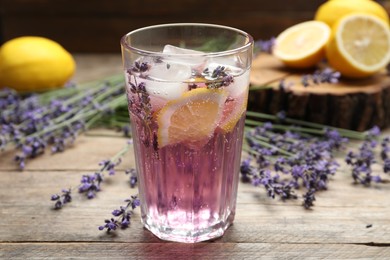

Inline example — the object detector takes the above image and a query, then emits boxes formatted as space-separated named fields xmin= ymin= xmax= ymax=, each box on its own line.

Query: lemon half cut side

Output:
xmin=273 ymin=20 xmax=331 ymax=68
xmin=326 ymin=13 xmax=390 ymax=78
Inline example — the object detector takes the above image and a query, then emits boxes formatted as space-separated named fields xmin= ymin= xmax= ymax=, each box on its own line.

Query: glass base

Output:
xmin=142 ymin=211 xmax=235 ymax=243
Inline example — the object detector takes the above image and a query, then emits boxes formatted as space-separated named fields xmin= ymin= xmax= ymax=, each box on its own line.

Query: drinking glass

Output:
xmin=121 ymin=23 xmax=253 ymax=243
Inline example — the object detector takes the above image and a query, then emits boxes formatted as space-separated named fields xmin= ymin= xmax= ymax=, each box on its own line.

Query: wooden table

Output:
xmin=1 ymin=54 xmax=390 ymax=259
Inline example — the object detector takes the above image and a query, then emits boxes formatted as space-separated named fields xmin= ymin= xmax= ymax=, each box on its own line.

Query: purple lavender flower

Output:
xmin=324 ymin=129 xmax=348 ymax=149
xmin=122 ymin=125 xmax=131 ymax=137
xmin=242 ymin=118 xmax=346 ymax=208
xmin=367 ymin=126 xmax=381 ymax=138
xmin=98 ymin=218 xmax=118 ymax=232
xmin=303 ymin=189 xmax=316 ymax=209
xmin=51 ymin=188 xmax=72 ymax=209
xmin=202 ymin=65 xmax=234 ymax=89
xmin=302 ymin=68 xmax=340 ymax=87
xmin=381 ymin=137 xmax=390 ymax=160
xmin=254 ymin=37 xmax=275 ymax=54
xmin=99 ymin=195 xmax=140 ymax=232
xmin=78 ymin=172 xmax=103 ymax=199
xmin=125 ymin=168 xmax=138 ymax=188
xmin=384 ymin=159 xmax=390 ymax=173
xmin=130 ymin=61 xmax=150 ymax=74
xmin=345 ymin=139 xmax=382 ymax=186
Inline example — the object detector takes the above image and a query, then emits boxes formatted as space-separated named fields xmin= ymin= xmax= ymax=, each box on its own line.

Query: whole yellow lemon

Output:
xmin=315 ymin=0 xmax=389 ymax=28
xmin=0 ymin=36 xmax=76 ymax=92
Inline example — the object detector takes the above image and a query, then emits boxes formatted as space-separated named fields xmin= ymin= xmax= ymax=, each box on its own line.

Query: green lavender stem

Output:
xmin=246 ymin=111 xmax=367 ymax=140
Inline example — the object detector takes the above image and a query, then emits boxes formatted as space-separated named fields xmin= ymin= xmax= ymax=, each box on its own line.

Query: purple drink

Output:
xmin=121 ymin=23 xmax=253 ymax=242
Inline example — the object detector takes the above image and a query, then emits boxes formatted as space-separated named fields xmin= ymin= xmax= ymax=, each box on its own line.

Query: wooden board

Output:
xmin=249 ymin=54 xmax=390 ymax=131
xmin=1 ymin=54 xmax=390 ymax=259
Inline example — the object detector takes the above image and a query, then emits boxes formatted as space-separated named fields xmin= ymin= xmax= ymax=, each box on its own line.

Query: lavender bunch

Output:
xmin=242 ymin=111 xmax=382 ymax=209
xmin=98 ymin=195 xmax=140 ymax=232
xmin=50 ymin=140 xmax=136 ymax=209
xmin=243 ymin=122 xmax=343 ymax=208
xmin=0 ymin=75 xmax=130 ymax=169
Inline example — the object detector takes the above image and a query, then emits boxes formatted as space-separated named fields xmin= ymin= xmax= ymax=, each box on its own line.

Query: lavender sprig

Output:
xmin=1 ymin=75 xmax=128 ymax=170
xmin=242 ymin=110 xmax=389 ymax=209
xmin=243 ymin=120 xmax=343 ymax=208
xmin=125 ymin=168 xmax=138 ymax=188
xmin=98 ymin=195 xmax=140 ymax=232
xmin=50 ymin=140 xmax=133 ymax=208
xmin=79 ymin=140 xmax=132 ymax=199
xmin=126 ymin=62 xmax=157 ymax=152
xmin=244 ymin=111 xmax=390 ymax=208
xmin=345 ymin=127 xmax=389 ymax=185
xmin=302 ymin=68 xmax=341 ymax=87
xmin=51 ymin=189 xmax=72 ymax=209
xmin=78 ymin=172 xmax=104 ymax=199
xmin=202 ymin=66 xmax=234 ymax=89
xmin=250 ymin=67 xmax=340 ymax=91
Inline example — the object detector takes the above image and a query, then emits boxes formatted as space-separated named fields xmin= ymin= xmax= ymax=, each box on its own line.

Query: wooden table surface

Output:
xmin=1 ymin=54 xmax=390 ymax=259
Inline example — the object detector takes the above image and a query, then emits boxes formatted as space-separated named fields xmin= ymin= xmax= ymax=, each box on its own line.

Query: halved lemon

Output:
xmin=315 ymin=0 xmax=390 ymax=28
xmin=157 ymin=88 xmax=227 ymax=148
xmin=273 ymin=20 xmax=331 ymax=68
xmin=326 ymin=13 xmax=390 ymax=78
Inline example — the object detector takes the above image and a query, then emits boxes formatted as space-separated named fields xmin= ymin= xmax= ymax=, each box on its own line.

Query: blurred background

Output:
xmin=1 ymin=0 xmax=390 ymax=52
xmin=0 ymin=0 xmax=335 ymax=52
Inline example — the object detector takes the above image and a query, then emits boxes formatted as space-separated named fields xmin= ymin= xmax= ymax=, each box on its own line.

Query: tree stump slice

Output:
xmin=248 ymin=54 xmax=390 ymax=131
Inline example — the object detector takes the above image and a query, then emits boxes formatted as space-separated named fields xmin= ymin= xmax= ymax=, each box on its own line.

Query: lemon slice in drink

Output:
xmin=326 ymin=13 xmax=390 ymax=78
xmin=218 ymin=92 xmax=248 ymax=133
xmin=157 ymin=88 xmax=227 ymax=148
xmin=273 ymin=20 xmax=331 ymax=68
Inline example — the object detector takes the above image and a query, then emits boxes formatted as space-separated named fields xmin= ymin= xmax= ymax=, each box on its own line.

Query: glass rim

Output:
xmin=120 ymin=23 xmax=254 ymax=57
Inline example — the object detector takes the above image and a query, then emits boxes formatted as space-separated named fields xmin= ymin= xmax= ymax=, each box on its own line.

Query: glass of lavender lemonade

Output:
xmin=121 ymin=23 xmax=253 ymax=243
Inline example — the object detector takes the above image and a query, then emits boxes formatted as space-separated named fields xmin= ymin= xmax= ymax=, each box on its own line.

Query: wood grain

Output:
xmin=1 ymin=243 xmax=390 ymax=259
xmin=249 ymin=54 xmax=390 ymax=131
xmin=1 ymin=54 xmax=390 ymax=258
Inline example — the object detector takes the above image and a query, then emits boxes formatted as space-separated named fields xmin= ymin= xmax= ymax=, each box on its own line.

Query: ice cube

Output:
xmin=148 ymin=62 xmax=192 ymax=82
xmin=205 ymin=62 xmax=243 ymax=77
xmin=206 ymin=52 xmax=244 ymax=71
xmin=140 ymin=72 xmax=189 ymax=101
xmin=206 ymin=58 xmax=249 ymax=97
xmin=227 ymin=70 xmax=250 ymax=97
xmin=163 ymin=44 xmax=204 ymax=56
xmin=163 ymin=45 xmax=207 ymax=71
